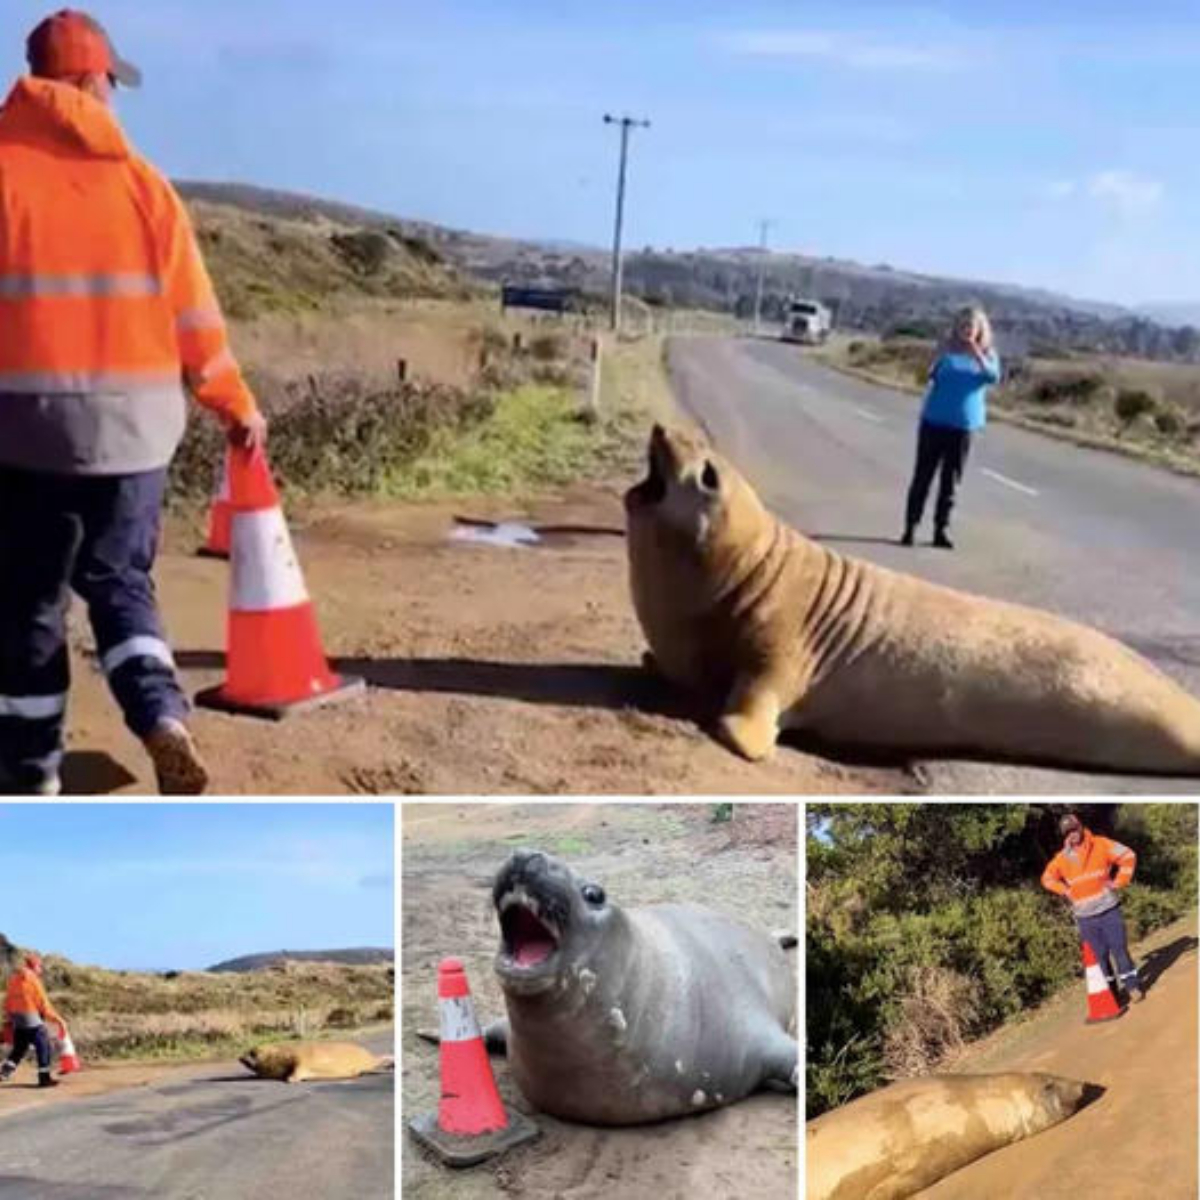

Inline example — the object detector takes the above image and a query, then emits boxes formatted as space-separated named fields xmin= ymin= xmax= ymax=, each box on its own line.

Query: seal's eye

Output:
xmin=582 ymin=884 xmax=606 ymax=906
xmin=700 ymin=461 xmax=720 ymax=492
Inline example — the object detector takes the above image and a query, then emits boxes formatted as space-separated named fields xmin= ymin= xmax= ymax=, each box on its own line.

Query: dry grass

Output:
xmin=883 ymin=964 xmax=982 ymax=1078
xmin=817 ymin=334 xmax=1200 ymax=475
xmin=9 ymin=956 xmax=394 ymax=1063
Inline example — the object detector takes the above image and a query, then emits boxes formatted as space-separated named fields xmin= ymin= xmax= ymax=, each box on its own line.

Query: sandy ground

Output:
xmin=49 ymin=489 xmax=895 ymax=796
xmin=913 ymin=917 xmax=1198 ymax=1199
xmin=400 ymin=802 xmax=799 ymax=1200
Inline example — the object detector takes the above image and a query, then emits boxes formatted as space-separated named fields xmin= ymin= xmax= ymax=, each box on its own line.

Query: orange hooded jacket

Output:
xmin=0 ymin=76 xmax=257 ymax=474
xmin=3 ymin=966 xmax=62 ymax=1027
xmin=1041 ymin=826 xmax=1136 ymax=919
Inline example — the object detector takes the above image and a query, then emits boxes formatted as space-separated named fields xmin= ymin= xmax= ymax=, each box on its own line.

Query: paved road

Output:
xmin=668 ymin=336 xmax=1200 ymax=795
xmin=0 ymin=1032 xmax=394 ymax=1200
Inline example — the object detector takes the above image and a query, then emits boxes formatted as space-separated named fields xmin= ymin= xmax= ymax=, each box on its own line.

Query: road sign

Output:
xmin=500 ymin=285 xmax=579 ymax=314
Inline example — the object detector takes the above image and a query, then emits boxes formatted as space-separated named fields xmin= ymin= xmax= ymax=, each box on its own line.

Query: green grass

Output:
xmin=389 ymin=384 xmax=611 ymax=498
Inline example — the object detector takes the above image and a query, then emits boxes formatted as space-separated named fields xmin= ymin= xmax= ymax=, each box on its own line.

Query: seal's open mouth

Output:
xmin=498 ymin=889 xmax=561 ymax=970
xmin=626 ymin=431 xmax=668 ymax=510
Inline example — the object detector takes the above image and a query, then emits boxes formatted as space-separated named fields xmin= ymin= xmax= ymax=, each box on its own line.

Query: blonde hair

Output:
xmin=951 ymin=305 xmax=993 ymax=352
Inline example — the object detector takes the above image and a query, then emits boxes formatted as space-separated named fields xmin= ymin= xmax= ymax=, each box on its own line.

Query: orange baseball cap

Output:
xmin=26 ymin=9 xmax=142 ymax=88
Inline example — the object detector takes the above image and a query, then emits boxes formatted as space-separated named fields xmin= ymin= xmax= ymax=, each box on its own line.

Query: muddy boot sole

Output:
xmin=145 ymin=725 xmax=210 ymax=795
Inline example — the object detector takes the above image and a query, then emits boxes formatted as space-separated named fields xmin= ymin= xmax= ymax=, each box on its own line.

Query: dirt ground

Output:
xmin=400 ymin=802 xmax=799 ymax=1200
xmin=916 ymin=917 xmax=1199 ymax=1199
xmin=50 ymin=488 xmax=896 ymax=796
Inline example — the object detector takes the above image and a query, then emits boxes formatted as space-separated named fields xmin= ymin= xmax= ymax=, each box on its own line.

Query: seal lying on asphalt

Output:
xmin=806 ymin=1072 xmax=1096 ymax=1200
xmin=625 ymin=424 xmax=1200 ymax=774
xmin=484 ymin=848 xmax=797 ymax=1125
xmin=239 ymin=1041 xmax=391 ymax=1083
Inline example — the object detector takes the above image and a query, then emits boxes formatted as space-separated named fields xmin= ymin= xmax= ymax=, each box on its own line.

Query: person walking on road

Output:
xmin=900 ymin=305 xmax=1000 ymax=549
xmin=1041 ymin=813 xmax=1145 ymax=1005
xmin=0 ymin=10 xmax=266 ymax=795
xmin=0 ymin=953 xmax=67 ymax=1088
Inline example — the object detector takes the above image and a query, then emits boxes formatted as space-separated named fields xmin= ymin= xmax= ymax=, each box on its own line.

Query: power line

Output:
xmin=603 ymin=113 xmax=650 ymax=334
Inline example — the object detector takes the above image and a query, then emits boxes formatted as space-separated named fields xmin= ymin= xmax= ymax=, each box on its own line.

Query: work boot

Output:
xmin=899 ymin=526 xmax=915 ymax=547
xmin=0 ymin=1060 xmax=16 ymax=1083
xmin=1128 ymin=984 xmax=1145 ymax=1003
xmin=932 ymin=528 xmax=955 ymax=550
xmin=144 ymin=719 xmax=209 ymax=796
xmin=37 ymin=1072 xmax=58 ymax=1088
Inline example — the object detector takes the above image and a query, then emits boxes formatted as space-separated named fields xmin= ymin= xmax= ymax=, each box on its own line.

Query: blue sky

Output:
xmin=0 ymin=804 xmax=393 ymax=970
xmin=4 ymin=2 xmax=1200 ymax=304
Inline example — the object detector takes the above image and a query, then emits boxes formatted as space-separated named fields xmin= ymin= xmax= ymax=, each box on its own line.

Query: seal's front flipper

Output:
xmin=483 ymin=1019 xmax=509 ymax=1055
xmin=717 ymin=675 xmax=782 ymax=761
xmin=757 ymin=1031 xmax=799 ymax=1093
xmin=641 ymin=650 xmax=660 ymax=676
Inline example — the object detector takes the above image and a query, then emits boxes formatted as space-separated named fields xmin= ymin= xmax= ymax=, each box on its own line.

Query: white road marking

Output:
xmin=982 ymin=468 xmax=1039 ymax=497
xmin=853 ymin=406 xmax=884 ymax=423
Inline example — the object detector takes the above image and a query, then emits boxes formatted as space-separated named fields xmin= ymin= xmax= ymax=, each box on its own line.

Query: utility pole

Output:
xmin=603 ymin=113 xmax=650 ymax=335
xmin=753 ymin=218 xmax=775 ymax=335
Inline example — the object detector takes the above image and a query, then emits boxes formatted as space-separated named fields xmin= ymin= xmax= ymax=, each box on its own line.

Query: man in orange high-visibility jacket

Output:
xmin=0 ymin=953 xmax=68 ymax=1088
xmin=0 ymin=11 xmax=266 ymax=795
xmin=1041 ymin=813 xmax=1144 ymax=1003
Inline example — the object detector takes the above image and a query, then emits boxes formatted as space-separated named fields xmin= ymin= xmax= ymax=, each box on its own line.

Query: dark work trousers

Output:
xmin=904 ymin=421 xmax=973 ymax=534
xmin=4 ymin=1024 xmax=52 ymax=1073
xmin=1078 ymin=905 xmax=1140 ymax=992
xmin=0 ymin=466 xmax=188 ymax=791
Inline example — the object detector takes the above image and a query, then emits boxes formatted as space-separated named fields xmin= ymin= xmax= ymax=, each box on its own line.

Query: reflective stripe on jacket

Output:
xmin=3 ymin=967 xmax=61 ymax=1026
xmin=1040 ymin=828 xmax=1136 ymax=919
xmin=0 ymin=76 xmax=257 ymax=474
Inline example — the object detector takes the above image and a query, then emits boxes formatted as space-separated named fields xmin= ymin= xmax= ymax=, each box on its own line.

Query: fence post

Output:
xmin=589 ymin=334 xmax=603 ymax=417
xmin=397 ymin=358 xmax=408 ymax=384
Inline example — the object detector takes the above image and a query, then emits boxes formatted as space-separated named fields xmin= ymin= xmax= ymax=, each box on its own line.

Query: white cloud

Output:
xmin=1042 ymin=170 xmax=1164 ymax=216
xmin=717 ymin=29 xmax=961 ymax=72
xmin=1086 ymin=169 xmax=1165 ymax=215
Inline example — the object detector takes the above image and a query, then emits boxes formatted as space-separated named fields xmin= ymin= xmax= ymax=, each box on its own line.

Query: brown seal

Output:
xmin=625 ymin=424 xmax=1200 ymax=773
xmin=239 ymin=1040 xmax=390 ymax=1083
xmin=806 ymin=1072 xmax=1093 ymax=1200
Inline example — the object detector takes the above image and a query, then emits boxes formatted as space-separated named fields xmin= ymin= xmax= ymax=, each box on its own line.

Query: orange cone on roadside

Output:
xmin=58 ymin=1032 xmax=81 ymax=1074
xmin=196 ymin=446 xmax=365 ymax=719
xmin=1082 ymin=940 xmax=1124 ymax=1024
xmin=196 ymin=449 xmax=233 ymax=559
xmin=407 ymin=957 xmax=538 ymax=1167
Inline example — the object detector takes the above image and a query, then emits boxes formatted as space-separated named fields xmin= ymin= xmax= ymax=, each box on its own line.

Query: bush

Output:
xmin=1114 ymin=388 xmax=1157 ymax=428
xmin=1031 ymin=373 xmax=1104 ymax=406
xmin=528 ymin=332 xmax=568 ymax=362
xmin=330 ymin=229 xmax=392 ymax=277
xmin=1154 ymin=408 xmax=1183 ymax=437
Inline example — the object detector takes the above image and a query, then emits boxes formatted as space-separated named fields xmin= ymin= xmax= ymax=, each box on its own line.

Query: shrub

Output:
xmin=1154 ymin=409 xmax=1183 ymax=437
xmin=1031 ymin=373 xmax=1104 ymax=406
xmin=330 ymin=229 xmax=392 ymax=277
xmin=528 ymin=332 xmax=568 ymax=362
xmin=1114 ymin=388 xmax=1157 ymax=428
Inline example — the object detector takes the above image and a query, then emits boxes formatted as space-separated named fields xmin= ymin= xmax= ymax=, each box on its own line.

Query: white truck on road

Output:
xmin=780 ymin=297 xmax=832 ymax=344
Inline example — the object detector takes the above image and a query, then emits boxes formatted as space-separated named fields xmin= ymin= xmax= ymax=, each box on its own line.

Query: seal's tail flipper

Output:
xmin=370 ymin=1055 xmax=396 ymax=1073
xmin=772 ymin=931 xmax=798 ymax=950
xmin=758 ymin=1032 xmax=799 ymax=1094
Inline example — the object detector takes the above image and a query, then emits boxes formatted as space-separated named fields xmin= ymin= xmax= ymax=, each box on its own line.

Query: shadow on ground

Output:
xmin=1140 ymin=936 xmax=1198 ymax=992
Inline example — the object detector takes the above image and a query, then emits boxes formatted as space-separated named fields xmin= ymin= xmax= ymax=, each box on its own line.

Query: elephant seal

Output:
xmin=239 ymin=1040 xmax=391 ymax=1083
xmin=806 ymin=1072 xmax=1094 ymax=1200
xmin=625 ymin=424 xmax=1200 ymax=773
xmin=487 ymin=848 xmax=797 ymax=1125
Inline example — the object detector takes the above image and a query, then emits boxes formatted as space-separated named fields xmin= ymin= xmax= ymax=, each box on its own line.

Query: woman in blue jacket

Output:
xmin=901 ymin=306 xmax=1001 ymax=549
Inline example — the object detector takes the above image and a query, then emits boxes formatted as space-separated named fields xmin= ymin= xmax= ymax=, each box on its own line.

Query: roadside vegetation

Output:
xmin=806 ymin=803 xmax=1197 ymax=1119
xmin=815 ymin=333 xmax=1200 ymax=475
xmin=0 ymin=937 xmax=393 ymax=1063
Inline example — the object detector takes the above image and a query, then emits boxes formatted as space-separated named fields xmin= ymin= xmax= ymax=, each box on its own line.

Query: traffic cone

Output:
xmin=195 ymin=446 xmax=365 ymax=719
xmin=58 ymin=1032 xmax=81 ymax=1074
xmin=196 ymin=449 xmax=232 ymax=559
xmin=407 ymin=958 xmax=538 ymax=1167
xmin=1082 ymin=940 xmax=1124 ymax=1024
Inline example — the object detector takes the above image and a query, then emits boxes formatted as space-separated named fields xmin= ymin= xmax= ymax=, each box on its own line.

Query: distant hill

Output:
xmin=175 ymin=181 xmax=1200 ymax=362
xmin=208 ymin=948 xmax=394 ymax=973
xmin=1139 ymin=302 xmax=1200 ymax=329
